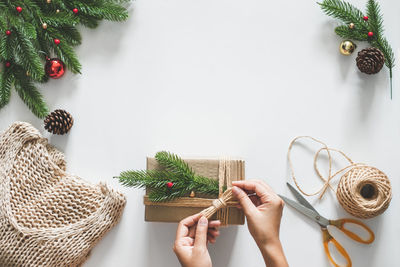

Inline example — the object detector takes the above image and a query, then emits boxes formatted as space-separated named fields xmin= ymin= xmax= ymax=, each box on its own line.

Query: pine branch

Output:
xmin=319 ymin=0 xmax=395 ymax=98
xmin=318 ymin=0 xmax=367 ymax=29
xmin=193 ymin=175 xmax=219 ymax=195
xmin=0 ymin=0 xmax=129 ymax=117
xmin=334 ymin=25 xmax=367 ymax=41
xmin=155 ymin=151 xmax=196 ymax=182
xmin=0 ymin=70 xmax=14 ymax=109
xmin=41 ymin=13 xmax=79 ymax=27
xmin=117 ymin=170 xmax=176 ymax=189
xmin=14 ymin=27 xmax=45 ymax=81
xmin=13 ymin=66 xmax=49 ymax=118
xmin=366 ymin=0 xmax=384 ymax=38
xmin=116 ymin=152 xmax=220 ymax=202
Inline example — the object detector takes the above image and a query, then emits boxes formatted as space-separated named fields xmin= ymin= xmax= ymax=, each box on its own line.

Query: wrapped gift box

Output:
xmin=144 ymin=157 xmax=245 ymax=225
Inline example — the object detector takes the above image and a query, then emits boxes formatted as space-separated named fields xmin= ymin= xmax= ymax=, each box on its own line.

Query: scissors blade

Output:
xmin=286 ymin=183 xmax=319 ymax=214
xmin=279 ymin=195 xmax=329 ymax=228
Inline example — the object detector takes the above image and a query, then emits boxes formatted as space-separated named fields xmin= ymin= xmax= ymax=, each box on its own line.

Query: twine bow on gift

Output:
xmin=201 ymin=188 xmax=235 ymax=222
xmin=200 ymin=159 xmax=238 ymax=225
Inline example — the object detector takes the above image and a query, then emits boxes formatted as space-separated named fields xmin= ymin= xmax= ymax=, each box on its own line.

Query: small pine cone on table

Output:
xmin=356 ymin=47 xmax=385 ymax=74
xmin=44 ymin=109 xmax=74 ymax=135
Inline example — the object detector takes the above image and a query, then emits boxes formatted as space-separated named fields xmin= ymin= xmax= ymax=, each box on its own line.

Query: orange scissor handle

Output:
xmin=322 ymin=228 xmax=352 ymax=267
xmin=330 ymin=218 xmax=375 ymax=244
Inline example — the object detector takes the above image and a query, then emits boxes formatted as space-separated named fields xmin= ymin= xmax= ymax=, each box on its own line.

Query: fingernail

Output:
xmin=199 ymin=216 xmax=208 ymax=225
xmin=232 ymin=186 xmax=239 ymax=194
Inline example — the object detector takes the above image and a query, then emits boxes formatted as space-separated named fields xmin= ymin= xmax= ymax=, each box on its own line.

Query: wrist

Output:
xmin=258 ymin=239 xmax=288 ymax=267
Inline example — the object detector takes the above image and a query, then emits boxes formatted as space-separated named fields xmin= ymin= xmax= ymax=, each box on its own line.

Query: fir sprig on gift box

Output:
xmin=116 ymin=151 xmax=219 ymax=202
xmin=318 ymin=0 xmax=395 ymax=98
xmin=0 ymin=0 xmax=129 ymax=118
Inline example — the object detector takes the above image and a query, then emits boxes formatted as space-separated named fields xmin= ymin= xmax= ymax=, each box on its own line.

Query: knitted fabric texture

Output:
xmin=0 ymin=122 xmax=126 ymax=267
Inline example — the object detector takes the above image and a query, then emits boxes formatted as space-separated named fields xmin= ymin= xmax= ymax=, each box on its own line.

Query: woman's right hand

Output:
xmin=232 ymin=180 xmax=288 ymax=267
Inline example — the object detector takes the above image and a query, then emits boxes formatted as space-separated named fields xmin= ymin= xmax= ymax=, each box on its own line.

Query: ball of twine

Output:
xmin=337 ymin=166 xmax=392 ymax=219
xmin=288 ymin=136 xmax=392 ymax=219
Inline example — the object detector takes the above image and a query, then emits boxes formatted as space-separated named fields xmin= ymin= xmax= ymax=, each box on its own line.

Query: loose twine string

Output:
xmin=288 ymin=136 xmax=392 ymax=219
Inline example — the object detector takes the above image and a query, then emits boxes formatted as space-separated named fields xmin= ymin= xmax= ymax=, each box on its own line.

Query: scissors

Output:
xmin=279 ymin=183 xmax=374 ymax=267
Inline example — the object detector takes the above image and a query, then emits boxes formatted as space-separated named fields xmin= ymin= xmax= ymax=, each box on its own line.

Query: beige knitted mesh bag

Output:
xmin=0 ymin=122 xmax=126 ymax=266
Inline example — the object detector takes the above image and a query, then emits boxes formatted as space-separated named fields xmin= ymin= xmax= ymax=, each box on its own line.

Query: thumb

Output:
xmin=194 ymin=216 xmax=208 ymax=249
xmin=232 ymin=186 xmax=257 ymax=216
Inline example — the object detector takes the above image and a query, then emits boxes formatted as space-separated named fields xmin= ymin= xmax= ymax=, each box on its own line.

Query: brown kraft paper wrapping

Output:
xmin=144 ymin=158 xmax=245 ymax=225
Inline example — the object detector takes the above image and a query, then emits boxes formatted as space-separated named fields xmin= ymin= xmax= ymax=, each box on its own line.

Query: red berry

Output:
xmin=368 ymin=32 xmax=374 ymax=37
xmin=16 ymin=6 xmax=22 ymax=13
xmin=54 ymin=38 xmax=61 ymax=45
xmin=363 ymin=16 xmax=369 ymax=21
xmin=72 ymin=8 xmax=78 ymax=14
xmin=5 ymin=61 xmax=11 ymax=68
xmin=166 ymin=182 xmax=174 ymax=188
xmin=5 ymin=30 xmax=11 ymax=36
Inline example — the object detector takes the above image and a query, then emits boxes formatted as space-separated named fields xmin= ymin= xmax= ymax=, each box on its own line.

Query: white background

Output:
xmin=1 ymin=0 xmax=399 ymax=266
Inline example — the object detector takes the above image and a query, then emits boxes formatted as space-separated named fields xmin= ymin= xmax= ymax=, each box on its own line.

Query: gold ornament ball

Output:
xmin=349 ymin=23 xmax=355 ymax=29
xmin=46 ymin=0 xmax=51 ymax=3
xmin=42 ymin=23 xmax=48 ymax=29
xmin=56 ymin=9 xmax=60 ymax=13
xmin=339 ymin=40 xmax=356 ymax=56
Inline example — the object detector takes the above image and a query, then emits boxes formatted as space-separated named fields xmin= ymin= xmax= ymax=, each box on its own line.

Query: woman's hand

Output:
xmin=232 ymin=180 xmax=288 ymax=267
xmin=173 ymin=214 xmax=221 ymax=267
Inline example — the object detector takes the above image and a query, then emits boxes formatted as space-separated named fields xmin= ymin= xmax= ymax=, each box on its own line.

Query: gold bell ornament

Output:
xmin=339 ymin=40 xmax=356 ymax=56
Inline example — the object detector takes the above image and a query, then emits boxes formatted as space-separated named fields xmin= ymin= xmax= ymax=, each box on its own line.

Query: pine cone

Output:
xmin=356 ymin=47 xmax=385 ymax=74
xmin=44 ymin=109 xmax=74 ymax=135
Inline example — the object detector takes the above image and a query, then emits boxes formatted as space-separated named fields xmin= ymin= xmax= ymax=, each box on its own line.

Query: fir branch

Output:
xmin=366 ymin=0 xmax=384 ymax=38
xmin=319 ymin=0 xmax=395 ymax=98
xmin=13 ymin=66 xmax=49 ymax=118
xmin=116 ymin=152 xmax=221 ymax=202
xmin=41 ymin=13 xmax=79 ymax=27
xmin=0 ymin=70 xmax=14 ymax=109
xmin=318 ymin=0 xmax=366 ymax=28
xmin=55 ymin=26 xmax=82 ymax=46
xmin=193 ymin=175 xmax=219 ymax=195
xmin=78 ymin=15 xmax=100 ymax=29
xmin=71 ymin=2 xmax=128 ymax=22
xmin=50 ymin=36 xmax=82 ymax=73
xmin=155 ymin=151 xmax=195 ymax=182
xmin=117 ymin=170 xmax=176 ymax=189
xmin=14 ymin=27 xmax=45 ymax=81
xmin=0 ymin=0 xmax=129 ymax=117
xmin=334 ymin=25 xmax=367 ymax=41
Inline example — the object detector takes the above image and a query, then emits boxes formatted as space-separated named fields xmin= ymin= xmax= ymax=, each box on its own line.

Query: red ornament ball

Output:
xmin=72 ymin=8 xmax=78 ymax=14
xmin=54 ymin=38 xmax=61 ymax=45
xmin=363 ymin=16 xmax=369 ymax=21
xmin=5 ymin=61 xmax=11 ymax=68
xmin=5 ymin=30 xmax=11 ymax=36
xmin=368 ymin=32 xmax=374 ymax=37
xmin=16 ymin=6 xmax=22 ymax=13
xmin=45 ymin=58 xmax=65 ymax=79
xmin=166 ymin=182 xmax=174 ymax=188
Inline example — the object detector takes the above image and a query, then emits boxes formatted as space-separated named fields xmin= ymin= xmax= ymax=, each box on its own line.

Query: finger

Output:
xmin=194 ymin=216 xmax=209 ymax=249
xmin=232 ymin=180 xmax=271 ymax=203
xmin=208 ymin=220 xmax=221 ymax=229
xmin=176 ymin=213 xmax=201 ymax=240
xmin=208 ymin=229 xmax=220 ymax=238
xmin=188 ymin=225 xmax=196 ymax=238
xmin=249 ymin=195 xmax=261 ymax=207
xmin=232 ymin=186 xmax=258 ymax=216
xmin=207 ymin=233 xmax=217 ymax=244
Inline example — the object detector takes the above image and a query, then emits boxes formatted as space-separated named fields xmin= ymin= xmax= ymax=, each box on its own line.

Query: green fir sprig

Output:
xmin=0 ymin=0 xmax=129 ymax=118
xmin=115 ymin=151 xmax=219 ymax=202
xmin=318 ymin=0 xmax=395 ymax=98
